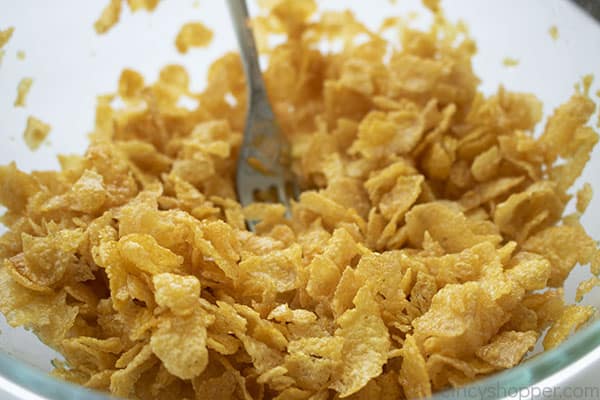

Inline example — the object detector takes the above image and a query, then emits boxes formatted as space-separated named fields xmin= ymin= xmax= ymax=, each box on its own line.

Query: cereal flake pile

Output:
xmin=1 ymin=1 xmax=600 ymax=399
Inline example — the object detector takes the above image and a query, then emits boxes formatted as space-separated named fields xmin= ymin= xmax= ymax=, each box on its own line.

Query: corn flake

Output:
xmin=175 ymin=22 xmax=213 ymax=54
xmin=150 ymin=311 xmax=212 ymax=379
xmin=330 ymin=286 xmax=390 ymax=397
xmin=14 ymin=77 xmax=33 ymax=107
xmin=0 ymin=27 xmax=14 ymax=48
xmin=152 ymin=273 xmax=200 ymax=316
xmin=476 ymin=330 xmax=537 ymax=369
xmin=23 ymin=116 xmax=51 ymax=151
xmin=94 ymin=0 xmax=122 ymax=34
xmin=543 ymin=305 xmax=595 ymax=350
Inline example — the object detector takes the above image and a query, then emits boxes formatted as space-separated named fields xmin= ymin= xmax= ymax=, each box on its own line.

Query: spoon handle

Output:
xmin=226 ymin=0 xmax=268 ymax=97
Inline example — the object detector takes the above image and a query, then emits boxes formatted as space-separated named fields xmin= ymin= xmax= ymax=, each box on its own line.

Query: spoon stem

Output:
xmin=226 ymin=0 xmax=268 ymax=98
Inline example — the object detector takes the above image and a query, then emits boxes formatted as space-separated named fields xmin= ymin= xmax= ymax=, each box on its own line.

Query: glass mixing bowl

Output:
xmin=0 ymin=0 xmax=599 ymax=399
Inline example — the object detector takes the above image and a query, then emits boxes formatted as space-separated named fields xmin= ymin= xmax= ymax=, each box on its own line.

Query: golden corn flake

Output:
xmin=23 ymin=115 xmax=51 ymax=150
xmin=118 ymin=233 xmax=183 ymax=275
xmin=412 ymin=282 xmax=507 ymax=359
xmin=330 ymin=286 xmax=390 ymax=397
xmin=14 ymin=77 xmax=33 ymax=107
xmin=68 ymin=169 xmax=108 ymax=213
xmin=398 ymin=335 xmax=432 ymax=399
xmin=110 ymin=344 xmax=156 ymax=398
xmin=476 ymin=331 xmax=537 ymax=369
xmin=175 ymin=22 xmax=213 ymax=54
xmin=523 ymin=225 xmax=596 ymax=287
xmin=506 ymin=251 xmax=551 ymax=291
xmin=575 ymin=276 xmax=600 ymax=302
xmin=118 ymin=68 xmax=145 ymax=101
xmin=94 ymin=0 xmax=122 ymax=34
xmin=284 ymin=336 xmax=344 ymax=391
xmin=0 ymin=27 xmax=14 ymax=48
xmin=1 ymin=1 xmax=599 ymax=399
xmin=150 ymin=311 xmax=212 ymax=380
xmin=152 ymin=273 xmax=200 ymax=316
xmin=0 ymin=268 xmax=78 ymax=344
xmin=543 ymin=305 xmax=595 ymax=350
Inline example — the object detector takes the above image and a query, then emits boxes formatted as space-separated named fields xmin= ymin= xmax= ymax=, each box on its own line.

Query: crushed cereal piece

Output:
xmin=543 ymin=305 xmax=595 ymax=349
xmin=23 ymin=116 xmax=50 ymax=150
xmin=175 ymin=22 xmax=213 ymax=53
xmin=118 ymin=68 xmax=145 ymax=100
xmin=14 ymin=77 xmax=33 ymax=107
xmin=0 ymin=27 xmax=14 ymax=48
xmin=476 ymin=331 xmax=537 ymax=369
xmin=94 ymin=0 xmax=122 ymax=34
xmin=575 ymin=277 xmax=600 ymax=302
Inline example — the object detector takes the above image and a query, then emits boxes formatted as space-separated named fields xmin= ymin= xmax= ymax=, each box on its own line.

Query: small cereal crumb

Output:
xmin=192 ymin=0 xmax=200 ymax=8
xmin=14 ymin=78 xmax=33 ymax=107
xmin=0 ymin=27 xmax=14 ymax=48
xmin=549 ymin=25 xmax=559 ymax=41
xmin=576 ymin=183 xmax=593 ymax=213
xmin=0 ymin=50 xmax=5 ymax=66
xmin=503 ymin=57 xmax=519 ymax=67
xmin=16 ymin=50 xmax=25 ymax=60
xmin=23 ymin=116 xmax=51 ymax=151
xmin=94 ymin=0 xmax=122 ymax=34
xmin=175 ymin=22 xmax=213 ymax=53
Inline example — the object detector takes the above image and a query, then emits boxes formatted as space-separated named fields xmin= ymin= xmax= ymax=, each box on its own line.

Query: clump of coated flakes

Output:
xmin=0 ymin=1 xmax=599 ymax=399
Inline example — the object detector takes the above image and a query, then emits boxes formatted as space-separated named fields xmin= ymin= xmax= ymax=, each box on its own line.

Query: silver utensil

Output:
xmin=226 ymin=0 xmax=297 ymax=230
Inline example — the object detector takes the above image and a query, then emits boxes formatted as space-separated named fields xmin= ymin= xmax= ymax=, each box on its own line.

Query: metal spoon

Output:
xmin=226 ymin=0 xmax=297 ymax=231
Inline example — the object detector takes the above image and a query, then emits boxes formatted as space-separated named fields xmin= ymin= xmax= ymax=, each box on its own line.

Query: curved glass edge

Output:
xmin=0 ymin=320 xmax=598 ymax=399
xmin=433 ymin=319 xmax=600 ymax=400
xmin=0 ymin=352 xmax=115 ymax=400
